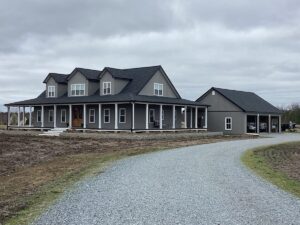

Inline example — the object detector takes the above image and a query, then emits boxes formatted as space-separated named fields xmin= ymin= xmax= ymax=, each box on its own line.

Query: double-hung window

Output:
xmin=61 ymin=109 xmax=66 ymax=123
xmin=48 ymin=86 xmax=55 ymax=97
xmin=225 ymin=117 xmax=232 ymax=130
xmin=71 ymin=84 xmax=85 ymax=96
xmin=119 ymin=108 xmax=126 ymax=123
xmin=154 ymin=83 xmax=163 ymax=96
xmin=149 ymin=109 xmax=155 ymax=123
xmin=104 ymin=109 xmax=110 ymax=123
xmin=49 ymin=110 xmax=54 ymax=122
xmin=37 ymin=110 xmax=41 ymax=122
xmin=89 ymin=109 xmax=95 ymax=123
xmin=103 ymin=82 xmax=111 ymax=95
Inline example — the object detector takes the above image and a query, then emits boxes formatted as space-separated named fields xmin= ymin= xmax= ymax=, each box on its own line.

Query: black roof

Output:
xmin=197 ymin=87 xmax=281 ymax=114
xmin=68 ymin=68 xmax=101 ymax=81
xmin=43 ymin=73 xmax=68 ymax=84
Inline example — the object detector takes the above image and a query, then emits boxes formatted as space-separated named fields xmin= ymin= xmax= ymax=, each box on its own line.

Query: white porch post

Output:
xmin=132 ymin=102 xmax=135 ymax=130
xmin=195 ymin=107 xmax=198 ymax=129
xmin=17 ymin=106 xmax=20 ymax=127
xmin=268 ymin=114 xmax=271 ymax=133
xmin=69 ymin=104 xmax=72 ymax=129
xmin=279 ymin=115 xmax=282 ymax=133
xmin=190 ymin=107 xmax=193 ymax=128
xmin=184 ymin=106 xmax=187 ymax=129
xmin=23 ymin=106 xmax=25 ymax=126
xmin=53 ymin=105 xmax=57 ymax=128
xmin=115 ymin=103 xmax=118 ymax=130
xmin=98 ymin=104 xmax=102 ymax=129
xmin=159 ymin=104 xmax=163 ymax=130
xmin=83 ymin=104 xmax=87 ymax=129
xmin=172 ymin=105 xmax=176 ymax=129
xmin=204 ymin=107 xmax=208 ymax=129
xmin=29 ymin=106 xmax=32 ymax=127
xmin=256 ymin=114 xmax=260 ymax=134
xmin=145 ymin=103 xmax=149 ymax=130
xmin=41 ymin=105 xmax=44 ymax=128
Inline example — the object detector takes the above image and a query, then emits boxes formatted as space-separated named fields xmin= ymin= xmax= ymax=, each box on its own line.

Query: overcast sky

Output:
xmin=1 ymin=0 xmax=300 ymax=111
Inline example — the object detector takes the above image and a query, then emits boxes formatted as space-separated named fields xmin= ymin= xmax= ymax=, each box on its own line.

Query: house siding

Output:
xmin=68 ymin=72 xmax=89 ymax=97
xmin=100 ymin=72 xmax=129 ymax=96
xmin=46 ymin=78 xmax=67 ymax=98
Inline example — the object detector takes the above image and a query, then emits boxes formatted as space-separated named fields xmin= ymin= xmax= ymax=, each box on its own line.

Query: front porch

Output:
xmin=6 ymin=102 xmax=208 ymax=132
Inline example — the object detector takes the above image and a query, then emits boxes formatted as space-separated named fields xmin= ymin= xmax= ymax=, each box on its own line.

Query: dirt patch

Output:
xmin=0 ymin=132 xmax=253 ymax=224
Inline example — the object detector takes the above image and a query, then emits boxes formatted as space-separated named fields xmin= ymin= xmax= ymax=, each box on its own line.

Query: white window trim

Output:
xmin=89 ymin=109 xmax=96 ymax=123
xmin=61 ymin=109 xmax=66 ymax=123
xmin=49 ymin=110 xmax=54 ymax=122
xmin=103 ymin=82 xmax=112 ymax=95
xmin=48 ymin=86 xmax=56 ymax=98
xmin=37 ymin=110 xmax=41 ymax=122
xmin=154 ymin=83 xmax=163 ymax=96
xmin=104 ymin=109 xmax=110 ymax=123
xmin=71 ymin=84 xmax=85 ymax=96
xmin=149 ymin=109 xmax=155 ymax=123
xmin=225 ymin=117 xmax=232 ymax=131
xmin=119 ymin=108 xmax=126 ymax=123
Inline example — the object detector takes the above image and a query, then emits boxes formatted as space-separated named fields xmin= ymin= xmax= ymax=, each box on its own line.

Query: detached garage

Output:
xmin=197 ymin=87 xmax=282 ymax=134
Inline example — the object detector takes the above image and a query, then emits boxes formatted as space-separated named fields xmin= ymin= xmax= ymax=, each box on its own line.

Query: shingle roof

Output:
xmin=75 ymin=68 xmax=101 ymax=81
xmin=43 ymin=73 xmax=68 ymax=84
xmin=198 ymin=87 xmax=281 ymax=114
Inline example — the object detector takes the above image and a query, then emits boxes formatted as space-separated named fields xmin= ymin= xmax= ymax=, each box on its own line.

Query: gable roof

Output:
xmin=197 ymin=87 xmax=282 ymax=114
xmin=68 ymin=67 xmax=101 ymax=81
xmin=43 ymin=73 xmax=68 ymax=84
xmin=99 ymin=65 xmax=181 ymax=98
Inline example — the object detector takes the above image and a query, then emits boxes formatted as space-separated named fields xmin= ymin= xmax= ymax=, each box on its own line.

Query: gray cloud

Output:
xmin=1 ymin=0 xmax=300 ymax=111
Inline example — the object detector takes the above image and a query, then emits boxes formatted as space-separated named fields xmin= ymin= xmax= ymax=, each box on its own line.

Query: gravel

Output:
xmin=33 ymin=134 xmax=300 ymax=225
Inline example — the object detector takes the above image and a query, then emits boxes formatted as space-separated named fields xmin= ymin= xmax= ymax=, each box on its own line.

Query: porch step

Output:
xmin=39 ymin=128 xmax=68 ymax=137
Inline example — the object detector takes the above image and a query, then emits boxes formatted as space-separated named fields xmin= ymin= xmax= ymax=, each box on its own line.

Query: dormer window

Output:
xmin=103 ymin=82 xmax=111 ymax=95
xmin=48 ymin=86 xmax=56 ymax=97
xmin=154 ymin=83 xmax=163 ymax=96
xmin=71 ymin=84 xmax=85 ymax=96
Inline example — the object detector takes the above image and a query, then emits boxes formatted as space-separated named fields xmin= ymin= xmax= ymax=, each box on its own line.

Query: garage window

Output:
xmin=225 ymin=117 xmax=232 ymax=130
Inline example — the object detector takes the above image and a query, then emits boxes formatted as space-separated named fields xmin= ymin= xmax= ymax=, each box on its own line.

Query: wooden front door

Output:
xmin=72 ymin=106 xmax=83 ymax=127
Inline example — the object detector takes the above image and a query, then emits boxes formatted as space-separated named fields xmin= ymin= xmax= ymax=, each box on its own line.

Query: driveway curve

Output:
xmin=34 ymin=134 xmax=300 ymax=225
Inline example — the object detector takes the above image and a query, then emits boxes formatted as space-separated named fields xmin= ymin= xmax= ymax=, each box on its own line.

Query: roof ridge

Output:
xmin=213 ymin=87 xmax=254 ymax=94
xmin=106 ymin=65 xmax=161 ymax=71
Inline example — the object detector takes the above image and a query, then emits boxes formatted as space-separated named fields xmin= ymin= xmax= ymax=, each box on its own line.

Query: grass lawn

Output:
xmin=242 ymin=141 xmax=300 ymax=197
xmin=0 ymin=131 xmax=252 ymax=225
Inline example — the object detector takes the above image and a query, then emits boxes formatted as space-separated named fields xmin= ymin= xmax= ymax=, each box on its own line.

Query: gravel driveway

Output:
xmin=33 ymin=134 xmax=300 ymax=225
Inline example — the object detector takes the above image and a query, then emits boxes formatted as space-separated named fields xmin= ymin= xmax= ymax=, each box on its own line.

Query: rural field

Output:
xmin=0 ymin=130 xmax=252 ymax=225
xmin=242 ymin=141 xmax=300 ymax=197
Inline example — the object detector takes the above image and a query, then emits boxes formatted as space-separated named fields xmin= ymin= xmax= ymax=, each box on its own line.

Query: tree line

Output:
xmin=280 ymin=104 xmax=300 ymax=124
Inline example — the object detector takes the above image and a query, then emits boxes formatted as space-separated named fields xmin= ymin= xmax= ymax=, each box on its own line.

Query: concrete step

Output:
xmin=38 ymin=127 xmax=68 ymax=136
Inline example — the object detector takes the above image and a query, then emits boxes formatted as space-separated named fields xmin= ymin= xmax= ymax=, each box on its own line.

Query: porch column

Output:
xmin=17 ymin=106 xmax=20 ymax=127
xmin=132 ymin=103 xmax=135 ymax=130
xmin=256 ymin=114 xmax=260 ymax=134
xmin=268 ymin=114 xmax=271 ymax=133
xmin=159 ymin=104 xmax=163 ymax=130
xmin=190 ymin=107 xmax=193 ymax=128
xmin=23 ymin=106 xmax=25 ymax=126
xmin=83 ymin=104 xmax=86 ymax=129
xmin=29 ymin=106 xmax=32 ymax=127
xmin=172 ymin=105 xmax=176 ymax=129
xmin=115 ymin=103 xmax=118 ymax=130
xmin=98 ymin=104 xmax=102 ymax=129
xmin=195 ymin=107 xmax=198 ymax=129
xmin=53 ymin=105 xmax=57 ymax=128
xmin=69 ymin=104 xmax=72 ymax=129
xmin=279 ymin=115 xmax=282 ymax=133
xmin=184 ymin=106 xmax=187 ymax=129
xmin=204 ymin=107 xmax=208 ymax=129
xmin=145 ymin=103 xmax=149 ymax=130
xmin=41 ymin=105 xmax=44 ymax=128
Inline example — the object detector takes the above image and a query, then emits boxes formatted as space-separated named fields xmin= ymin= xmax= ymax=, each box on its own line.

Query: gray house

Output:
xmin=197 ymin=87 xmax=282 ymax=134
xmin=6 ymin=66 xmax=208 ymax=131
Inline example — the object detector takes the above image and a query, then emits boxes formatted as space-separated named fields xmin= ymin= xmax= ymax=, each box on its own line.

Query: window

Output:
xmin=37 ymin=110 xmax=41 ymax=122
xmin=71 ymin=84 xmax=85 ymax=96
xmin=119 ymin=108 xmax=126 ymax=123
xmin=154 ymin=83 xmax=163 ymax=96
xmin=49 ymin=110 xmax=54 ymax=122
xmin=212 ymin=90 xmax=215 ymax=95
xmin=225 ymin=117 xmax=232 ymax=130
xmin=149 ymin=109 xmax=155 ymax=123
xmin=104 ymin=109 xmax=110 ymax=123
xmin=48 ymin=86 xmax=56 ymax=97
xmin=61 ymin=109 xmax=66 ymax=123
xmin=103 ymin=82 xmax=112 ymax=95
xmin=89 ymin=109 xmax=95 ymax=123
